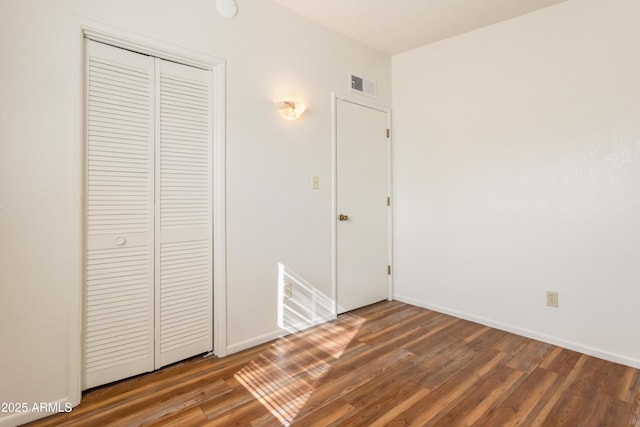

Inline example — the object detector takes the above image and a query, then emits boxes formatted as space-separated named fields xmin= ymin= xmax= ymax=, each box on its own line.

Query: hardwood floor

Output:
xmin=25 ymin=301 xmax=640 ymax=426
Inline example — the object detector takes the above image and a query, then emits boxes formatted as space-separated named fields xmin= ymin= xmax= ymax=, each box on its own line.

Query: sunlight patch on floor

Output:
xmin=234 ymin=316 xmax=365 ymax=425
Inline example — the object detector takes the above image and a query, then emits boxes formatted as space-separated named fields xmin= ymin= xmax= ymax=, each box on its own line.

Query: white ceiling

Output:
xmin=269 ymin=0 xmax=568 ymax=55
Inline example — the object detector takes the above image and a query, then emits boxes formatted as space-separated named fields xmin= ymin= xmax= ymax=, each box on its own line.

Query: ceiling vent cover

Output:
xmin=349 ymin=73 xmax=377 ymax=98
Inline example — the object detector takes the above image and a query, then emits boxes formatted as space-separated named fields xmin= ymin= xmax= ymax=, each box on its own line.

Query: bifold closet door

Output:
xmin=84 ymin=40 xmax=155 ymax=389
xmin=155 ymin=59 xmax=212 ymax=368
xmin=84 ymin=40 xmax=213 ymax=388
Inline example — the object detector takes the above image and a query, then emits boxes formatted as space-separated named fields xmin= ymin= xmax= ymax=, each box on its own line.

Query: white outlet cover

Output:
xmin=216 ymin=0 xmax=237 ymax=18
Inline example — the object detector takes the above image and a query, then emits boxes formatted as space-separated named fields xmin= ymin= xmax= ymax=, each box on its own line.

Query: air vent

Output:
xmin=349 ymin=73 xmax=377 ymax=98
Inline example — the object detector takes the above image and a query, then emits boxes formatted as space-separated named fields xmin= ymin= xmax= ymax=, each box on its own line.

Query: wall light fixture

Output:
xmin=275 ymin=100 xmax=307 ymax=121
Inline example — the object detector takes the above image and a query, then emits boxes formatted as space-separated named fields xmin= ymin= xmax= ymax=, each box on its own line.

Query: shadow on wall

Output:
xmin=277 ymin=262 xmax=334 ymax=333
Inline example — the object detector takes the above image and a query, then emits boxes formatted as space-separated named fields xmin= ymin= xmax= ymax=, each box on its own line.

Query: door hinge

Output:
xmin=386 ymin=129 xmax=390 ymax=138
xmin=387 ymin=196 xmax=391 ymax=206
xmin=388 ymin=265 xmax=391 ymax=275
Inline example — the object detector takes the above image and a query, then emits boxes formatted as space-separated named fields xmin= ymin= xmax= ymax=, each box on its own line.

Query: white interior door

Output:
xmin=84 ymin=40 xmax=155 ymax=389
xmin=336 ymin=98 xmax=390 ymax=314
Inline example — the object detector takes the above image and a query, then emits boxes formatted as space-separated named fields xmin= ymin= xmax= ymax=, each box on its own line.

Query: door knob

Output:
xmin=338 ymin=214 xmax=349 ymax=222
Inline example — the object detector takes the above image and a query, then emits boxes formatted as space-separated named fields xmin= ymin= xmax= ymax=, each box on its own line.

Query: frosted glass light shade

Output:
xmin=275 ymin=100 xmax=307 ymax=120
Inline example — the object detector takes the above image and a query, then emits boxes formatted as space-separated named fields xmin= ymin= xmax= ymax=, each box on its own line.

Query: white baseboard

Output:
xmin=226 ymin=330 xmax=286 ymax=355
xmin=225 ymin=315 xmax=334 ymax=356
xmin=394 ymin=295 xmax=640 ymax=370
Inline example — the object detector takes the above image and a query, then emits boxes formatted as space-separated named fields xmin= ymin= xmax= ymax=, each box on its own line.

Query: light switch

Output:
xmin=312 ymin=176 xmax=319 ymax=189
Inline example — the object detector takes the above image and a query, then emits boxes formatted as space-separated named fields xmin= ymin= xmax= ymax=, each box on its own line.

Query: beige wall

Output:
xmin=392 ymin=0 xmax=640 ymax=367
xmin=0 ymin=0 xmax=390 ymax=424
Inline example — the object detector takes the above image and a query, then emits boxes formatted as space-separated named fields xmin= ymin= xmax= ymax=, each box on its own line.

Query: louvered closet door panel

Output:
xmin=156 ymin=59 xmax=212 ymax=368
xmin=85 ymin=40 xmax=155 ymax=389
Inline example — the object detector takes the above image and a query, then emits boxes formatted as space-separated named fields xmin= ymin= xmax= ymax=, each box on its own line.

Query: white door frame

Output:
xmin=331 ymin=92 xmax=393 ymax=317
xmin=71 ymin=18 xmax=227 ymax=405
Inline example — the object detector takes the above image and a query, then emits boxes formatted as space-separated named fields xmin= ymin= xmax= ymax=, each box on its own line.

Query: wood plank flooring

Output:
xmin=25 ymin=301 xmax=640 ymax=426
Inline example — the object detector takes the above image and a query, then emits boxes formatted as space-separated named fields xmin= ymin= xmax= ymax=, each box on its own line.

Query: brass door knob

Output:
xmin=338 ymin=214 xmax=349 ymax=222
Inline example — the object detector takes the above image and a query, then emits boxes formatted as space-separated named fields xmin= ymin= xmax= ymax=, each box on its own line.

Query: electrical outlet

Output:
xmin=546 ymin=291 xmax=559 ymax=308
xmin=284 ymin=283 xmax=293 ymax=298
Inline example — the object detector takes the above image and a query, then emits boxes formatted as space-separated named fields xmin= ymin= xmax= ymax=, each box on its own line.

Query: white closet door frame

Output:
xmin=71 ymin=18 xmax=227 ymax=404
